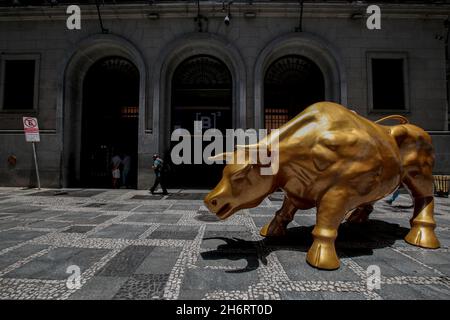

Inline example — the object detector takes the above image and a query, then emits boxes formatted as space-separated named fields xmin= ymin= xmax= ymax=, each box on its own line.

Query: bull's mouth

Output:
xmin=216 ymin=203 xmax=234 ymax=220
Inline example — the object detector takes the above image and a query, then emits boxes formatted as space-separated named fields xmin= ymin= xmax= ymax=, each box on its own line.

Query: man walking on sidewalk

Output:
xmin=150 ymin=154 xmax=168 ymax=195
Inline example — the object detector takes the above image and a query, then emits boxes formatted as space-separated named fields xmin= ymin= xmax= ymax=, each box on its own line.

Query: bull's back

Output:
xmin=281 ymin=102 xmax=402 ymax=201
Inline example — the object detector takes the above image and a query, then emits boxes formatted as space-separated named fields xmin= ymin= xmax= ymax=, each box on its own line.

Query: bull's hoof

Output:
xmin=260 ymin=221 xmax=287 ymax=237
xmin=306 ymin=240 xmax=340 ymax=270
xmin=405 ymin=225 xmax=440 ymax=249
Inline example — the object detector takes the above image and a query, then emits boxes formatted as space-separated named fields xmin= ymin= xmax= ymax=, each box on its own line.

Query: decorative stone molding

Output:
xmin=253 ymin=32 xmax=346 ymax=129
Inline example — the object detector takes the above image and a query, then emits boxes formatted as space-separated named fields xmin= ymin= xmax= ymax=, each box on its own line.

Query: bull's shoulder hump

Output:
xmin=279 ymin=109 xmax=321 ymax=134
xmin=316 ymin=130 xmax=359 ymax=150
xmin=305 ymin=101 xmax=348 ymax=113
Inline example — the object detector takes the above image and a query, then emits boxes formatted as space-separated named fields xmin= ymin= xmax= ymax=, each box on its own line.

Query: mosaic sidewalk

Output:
xmin=0 ymin=187 xmax=449 ymax=300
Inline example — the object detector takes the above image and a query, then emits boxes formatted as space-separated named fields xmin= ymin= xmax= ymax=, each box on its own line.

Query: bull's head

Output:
xmin=204 ymin=145 xmax=278 ymax=220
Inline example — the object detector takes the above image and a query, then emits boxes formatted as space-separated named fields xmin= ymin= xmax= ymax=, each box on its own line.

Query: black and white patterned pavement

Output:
xmin=0 ymin=187 xmax=449 ymax=300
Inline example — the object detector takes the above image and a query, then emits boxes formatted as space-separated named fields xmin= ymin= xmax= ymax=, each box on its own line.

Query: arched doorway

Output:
xmin=169 ymin=55 xmax=232 ymax=188
xmin=264 ymin=55 xmax=325 ymax=130
xmin=80 ymin=57 xmax=139 ymax=188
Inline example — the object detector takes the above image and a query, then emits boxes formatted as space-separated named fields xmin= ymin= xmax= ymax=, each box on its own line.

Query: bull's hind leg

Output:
xmin=260 ymin=196 xmax=297 ymax=237
xmin=403 ymin=176 xmax=440 ymax=249
xmin=306 ymin=190 xmax=348 ymax=270
xmin=346 ymin=204 xmax=374 ymax=224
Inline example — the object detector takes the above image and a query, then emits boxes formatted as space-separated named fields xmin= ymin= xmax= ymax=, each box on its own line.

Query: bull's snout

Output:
xmin=204 ymin=192 xmax=219 ymax=212
xmin=204 ymin=191 xmax=232 ymax=220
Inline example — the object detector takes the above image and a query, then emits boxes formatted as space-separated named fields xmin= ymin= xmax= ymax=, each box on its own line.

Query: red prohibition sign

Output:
xmin=24 ymin=118 xmax=37 ymax=128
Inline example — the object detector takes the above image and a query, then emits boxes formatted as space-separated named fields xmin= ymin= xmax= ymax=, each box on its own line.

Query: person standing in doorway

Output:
xmin=150 ymin=154 xmax=168 ymax=195
xmin=111 ymin=152 xmax=122 ymax=189
xmin=121 ymin=153 xmax=131 ymax=188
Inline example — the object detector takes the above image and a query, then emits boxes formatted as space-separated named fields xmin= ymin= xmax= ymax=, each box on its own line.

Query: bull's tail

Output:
xmin=375 ymin=115 xmax=409 ymax=124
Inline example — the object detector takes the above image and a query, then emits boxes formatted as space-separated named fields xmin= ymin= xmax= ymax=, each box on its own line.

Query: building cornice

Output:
xmin=0 ymin=2 xmax=449 ymax=22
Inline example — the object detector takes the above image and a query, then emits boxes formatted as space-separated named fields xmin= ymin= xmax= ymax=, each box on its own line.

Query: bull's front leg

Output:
xmin=306 ymin=189 xmax=348 ymax=270
xmin=260 ymin=196 xmax=297 ymax=237
xmin=405 ymin=196 xmax=440 ymax=249
xmin=402 ymin=175 xmax=440 ymax=249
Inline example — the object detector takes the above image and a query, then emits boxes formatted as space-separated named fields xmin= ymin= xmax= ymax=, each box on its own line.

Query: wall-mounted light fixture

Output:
xmin=244 ymin=12 xmax=256 ymax=18
xmin=223 ymin=1 xmax=233 ymax=26
xmin=147 ymin=12 xmax=159 ymax=20
xmin=350 ymin=12 xmax=364 ymax=20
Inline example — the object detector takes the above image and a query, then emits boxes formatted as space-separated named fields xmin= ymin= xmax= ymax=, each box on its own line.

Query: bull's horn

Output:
xmin=235 ymin=144 xmax=260 ymax=150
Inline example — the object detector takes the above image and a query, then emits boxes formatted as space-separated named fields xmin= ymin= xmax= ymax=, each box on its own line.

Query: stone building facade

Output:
xmin=0 ymin=1 xmax=449 ymax=189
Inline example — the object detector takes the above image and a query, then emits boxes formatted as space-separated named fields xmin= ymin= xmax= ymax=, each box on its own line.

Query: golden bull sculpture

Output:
xmin=204 ymin=102 xmax=440 ymax=270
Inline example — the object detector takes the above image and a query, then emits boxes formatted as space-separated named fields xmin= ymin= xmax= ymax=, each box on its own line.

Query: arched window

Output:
xmin=81 ymin=57 xmax=139 ymax=188
xmin=264 ymin=55 xmax=325 ymax=130
xmin=170 ymin=55 xmax=232 ymax=188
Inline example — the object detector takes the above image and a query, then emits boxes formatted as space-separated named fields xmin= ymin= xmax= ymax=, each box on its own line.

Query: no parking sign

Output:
xmin=23 ymin=116 xmax=41 ymax=189
xmin=23 ymin=117 xmax=40 ymax=142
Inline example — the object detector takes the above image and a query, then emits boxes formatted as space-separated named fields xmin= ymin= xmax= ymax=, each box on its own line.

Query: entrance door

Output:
xmin=170 ymin=55 xmax=232 ymax=188
xmin=264 ymin=55 xmax=325 ymax=130
xmin=81 ymin=57 xmax=139 ymax=188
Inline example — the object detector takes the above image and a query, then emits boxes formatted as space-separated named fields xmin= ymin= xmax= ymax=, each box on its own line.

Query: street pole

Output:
xmin=32 ymin=142 xmax=41 ymax=190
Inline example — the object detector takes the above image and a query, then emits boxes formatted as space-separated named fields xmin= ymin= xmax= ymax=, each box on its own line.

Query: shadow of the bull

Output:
xmin=201 ymin=220 xmax=409 ymax=273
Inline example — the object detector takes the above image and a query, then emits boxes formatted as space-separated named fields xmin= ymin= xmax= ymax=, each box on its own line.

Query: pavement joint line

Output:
xmin=381 ymin=275 xmax=450 ymax=285
xmin=0 ymin=229 xmax=63 ymax=257
xmin=396 ymin=246 xmax=449 ymax=253
xmin=130 ymin=204 xmax=145 ymax=212
xmin=115 ymin=221 xmax=160 ymax=226
xmin=390 ymin=247 xmax=446 ymax=277
xmin=29 ymin=233 xmax=187 ymax=249
xmin=9 ymin=226 xmax=57 ymax=233
xmin=138 ymin=224 xmax=160 ymax=240
xmin=0 ymin=245 xmax=56 ymax=277
xmin=162 ymin=225 xmax=206 ymax=300
xmin=84 ymin=212 xmax=135 ymax=237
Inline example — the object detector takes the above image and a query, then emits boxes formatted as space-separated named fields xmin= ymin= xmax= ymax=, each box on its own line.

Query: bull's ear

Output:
xmin=232 ymin=163 xmax=253 ymax=180
xmin=235 ymin=144 xmax=260 ymax=164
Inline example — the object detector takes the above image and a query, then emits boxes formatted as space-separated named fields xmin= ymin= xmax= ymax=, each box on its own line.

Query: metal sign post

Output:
xmin=23 ymin=117 xmax=41 ymax=190
xmin=31 ymin=141 xmax=41 ymax=190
